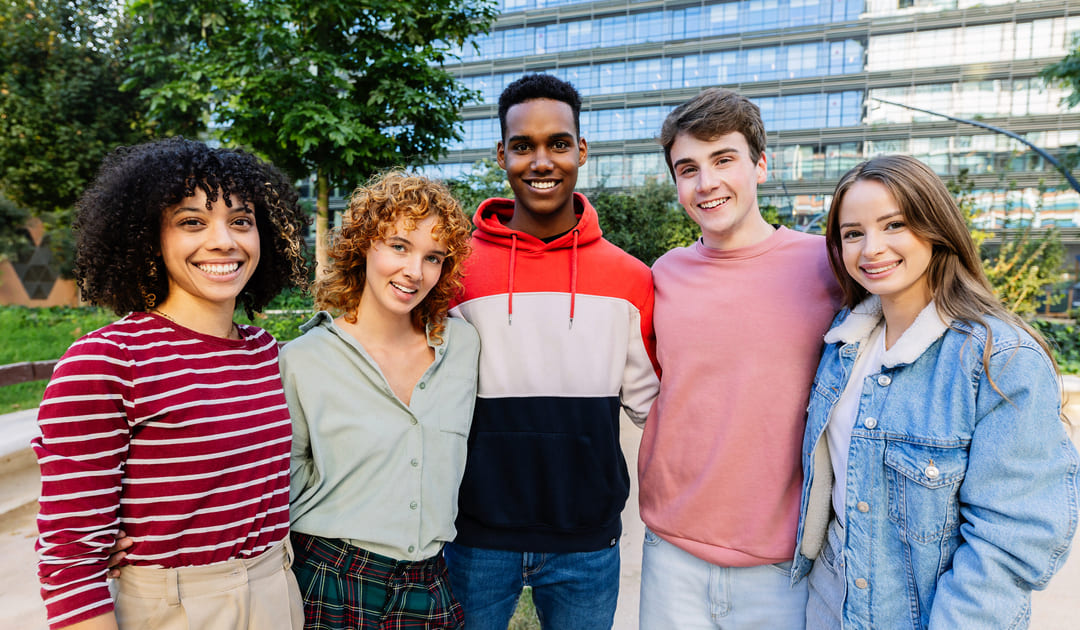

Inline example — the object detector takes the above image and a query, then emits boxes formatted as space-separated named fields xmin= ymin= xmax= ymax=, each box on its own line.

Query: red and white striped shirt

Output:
xmin=33 ymin=312 xmax=292 ymax=629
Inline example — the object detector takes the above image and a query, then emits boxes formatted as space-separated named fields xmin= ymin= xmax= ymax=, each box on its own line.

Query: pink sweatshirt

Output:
xmin=638 ymin=227 xmax=842 ymax=567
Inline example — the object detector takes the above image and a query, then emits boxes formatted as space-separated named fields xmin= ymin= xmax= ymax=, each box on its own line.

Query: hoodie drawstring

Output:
xmin=507 ymin=233 xmax=517 ymax=325
xmin=569 ymin=229 xmax=579 ymax=329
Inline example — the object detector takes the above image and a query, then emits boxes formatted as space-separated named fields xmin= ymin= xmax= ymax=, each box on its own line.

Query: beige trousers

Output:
xmin=110 ymin=538 xmax=303 ymax=630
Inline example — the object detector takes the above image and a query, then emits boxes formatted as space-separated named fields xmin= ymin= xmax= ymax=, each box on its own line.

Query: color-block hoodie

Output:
xmin=449 ymin=193 xmax=659 ymax=552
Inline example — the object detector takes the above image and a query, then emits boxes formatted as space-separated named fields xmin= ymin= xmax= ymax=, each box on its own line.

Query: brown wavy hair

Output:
xmin=825 ymin=154 xmax=1062 ymax=400
xmin=314 ymin=170 xmax=472 ymax=343
xmin=74 ymin=137 xmax=311 ymax=317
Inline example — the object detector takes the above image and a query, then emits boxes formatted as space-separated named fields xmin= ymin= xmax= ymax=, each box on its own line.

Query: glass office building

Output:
xmin=427 ymin=0 xmax=1080 ymax=228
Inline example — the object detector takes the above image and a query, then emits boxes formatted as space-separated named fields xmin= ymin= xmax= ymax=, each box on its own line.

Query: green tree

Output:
xmin=589 ymin=180 xmax=697 ymax=266
xmin=948 ymin=170 xmax=1065 ymax=318
xmin=0 ymin=0 xmax=158 ymax=275
xmin=125 ymin=0 xmax=498 ymax=273
xmin=0 ymin=196 xmax=33 ymax=266
xmin=445 ymin=159 xmax=511 ymax=215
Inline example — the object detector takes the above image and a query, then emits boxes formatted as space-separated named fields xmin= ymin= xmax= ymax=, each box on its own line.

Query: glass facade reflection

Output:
xmin=429 ymin=0 xmax=1080 ymax=227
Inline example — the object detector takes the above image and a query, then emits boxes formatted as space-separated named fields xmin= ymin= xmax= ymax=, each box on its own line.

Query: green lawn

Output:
xmin=0 ymin=306 xmax=115 ymax=413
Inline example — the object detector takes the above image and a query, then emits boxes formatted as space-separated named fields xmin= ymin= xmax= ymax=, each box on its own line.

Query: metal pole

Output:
xmin=869 ymin=97 xmax=1080 ymax=195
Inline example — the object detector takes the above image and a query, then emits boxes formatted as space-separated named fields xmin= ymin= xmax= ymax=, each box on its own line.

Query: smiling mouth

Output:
xmin=391 ymin=281 xmax=417 ymax=294
xmin=196 ymin=262 xmax=240 ymax=275
xmin=862 ymin=261 xmax=901 ymax=275
xmin=698 ymin=197 xmax=730 ymax=210
xmin=529 ymin=180 xmax=557 ymax=190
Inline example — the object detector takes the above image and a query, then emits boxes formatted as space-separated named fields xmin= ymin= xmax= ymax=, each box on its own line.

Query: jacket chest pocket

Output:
xmin=884 ymin=441 xmax=968 ymax=543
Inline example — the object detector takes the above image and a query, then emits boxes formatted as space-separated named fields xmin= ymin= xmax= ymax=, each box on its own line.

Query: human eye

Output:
xmin=512 ymin=142 xmax=531 ymax=153
xmin=233 ymin=214 xmax=256 ymax=228
xmin=425 ymin=253 xmax=445 ymax=265
xmin=676 ymin=165 xmax=697 ymax=177
xmin=552 ymin=139 xmax=571 ymax=150
xmin=885 ymin=220 xmax=906 ymax=231
xmin=841 ymin=228 xmax=863 ymax=241
xmin=177 ymin=216 xmax=204 ymax=229
xmin=389 ymin=242 xmax=407 ymax=252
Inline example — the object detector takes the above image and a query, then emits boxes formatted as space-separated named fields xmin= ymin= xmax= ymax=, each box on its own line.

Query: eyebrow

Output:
xmin=506 ymin=132 xmax=576 ymax=144
xmin=839 ymin=211 xmax=903 ymax=229
xmin=672 ymin=147 xmax=739 ymax=170
xmin=386 ymin=235 xmax=448 ymax=257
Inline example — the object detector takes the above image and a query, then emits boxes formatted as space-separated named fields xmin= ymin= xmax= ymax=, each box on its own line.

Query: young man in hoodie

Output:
xmin=445 ymin=73 xmax=659 ymax=629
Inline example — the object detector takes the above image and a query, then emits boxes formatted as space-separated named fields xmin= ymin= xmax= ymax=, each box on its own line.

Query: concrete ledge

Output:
xmin=0 ymin=408 xmax=39 ymax=463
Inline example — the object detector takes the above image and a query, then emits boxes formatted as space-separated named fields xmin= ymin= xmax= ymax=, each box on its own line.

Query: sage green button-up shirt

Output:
xmin=281 ymin=311 xmax=480 ymax=561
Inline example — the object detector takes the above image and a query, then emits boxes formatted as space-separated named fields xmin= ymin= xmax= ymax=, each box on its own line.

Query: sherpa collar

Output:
xmin=824 ymin=295 xmax=952 ymax=368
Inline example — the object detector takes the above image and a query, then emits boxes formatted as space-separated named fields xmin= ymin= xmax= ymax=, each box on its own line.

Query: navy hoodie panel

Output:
xmin=453 ymin=395 xmax=628 ymax=552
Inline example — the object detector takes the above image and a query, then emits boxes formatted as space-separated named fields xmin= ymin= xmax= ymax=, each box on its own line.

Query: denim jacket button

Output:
xmin=864 ymin=417 xmax=878 ymax=429
xmin=855 ymin=578 xmax=868 ymax=589
xmin=925 ymin=464 xmax=940 ymax=479
xmin=857 ymin=501 xmax=870 ymax=513
xmin=877 ymin=374 xmax=891 ymax=386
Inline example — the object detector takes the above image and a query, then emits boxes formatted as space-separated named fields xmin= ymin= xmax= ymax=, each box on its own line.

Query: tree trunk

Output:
xmin=315 ymin=168 xmax=330 ymax=277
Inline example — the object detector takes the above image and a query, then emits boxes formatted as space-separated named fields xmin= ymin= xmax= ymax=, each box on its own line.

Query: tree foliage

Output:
xmin=0 ymin=0 xmax=157 ymax=275
xmin=588 ymin=179 xmax=697 ymax=266
xmin=124 ymin=0 xmax=498 ymax=272
xmin=444 ymin=159 xmax=511 ymax=216
xmin=1041 ymin=34 xmax=1080 ymax=110
xmin=948 ymin=170 xmax=1065 ymax=318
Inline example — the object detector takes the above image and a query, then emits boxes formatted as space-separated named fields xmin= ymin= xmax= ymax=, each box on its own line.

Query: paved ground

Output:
xmin=4 ymin=389 xmax=1080 ymax=629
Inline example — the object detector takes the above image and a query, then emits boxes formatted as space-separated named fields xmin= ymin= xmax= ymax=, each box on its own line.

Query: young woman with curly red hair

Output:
xmin=279 ymin=170 xmax=479 ymax=629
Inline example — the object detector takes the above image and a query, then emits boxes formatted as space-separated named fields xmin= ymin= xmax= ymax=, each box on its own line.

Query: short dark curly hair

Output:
xmin=498 ymin=73 xmax=583 ymax=139
xmin=74 ymin=137 xmax=311 ymax=317
xmin=314 ymin=170 xmax=472 ymax=344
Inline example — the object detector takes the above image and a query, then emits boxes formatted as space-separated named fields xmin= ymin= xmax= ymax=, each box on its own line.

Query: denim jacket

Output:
xmin=793 ymin=296 xmax=1080 ymax=629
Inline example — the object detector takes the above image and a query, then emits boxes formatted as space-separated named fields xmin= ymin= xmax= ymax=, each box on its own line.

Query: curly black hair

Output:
xmin=498 ymin=73 xmax=583 ymax=139
xmin=74 ymin=137 xmax=311 ymax=316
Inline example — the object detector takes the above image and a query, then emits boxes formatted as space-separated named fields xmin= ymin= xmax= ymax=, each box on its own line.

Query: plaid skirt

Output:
xmin=291 ymin=532 xmax=465 ymax=630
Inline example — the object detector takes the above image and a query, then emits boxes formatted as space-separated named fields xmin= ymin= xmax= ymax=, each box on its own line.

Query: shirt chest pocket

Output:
xmin=884 ymin=442 xmax=968 ymax=543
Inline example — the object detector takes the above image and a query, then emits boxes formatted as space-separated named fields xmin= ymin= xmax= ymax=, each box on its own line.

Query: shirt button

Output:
xmin=408 ymin=545 xmax=415 ymax=553
xmin=410 ymin=501 xmax=418 ymax=510
xmin=877 ymin=374 xmax=891 ymax=386
xmin=855 ymin=578 xmax=868 ymax=589
xmin=419 ymin=382 xmax=426 ymax=390
xmin=411 ymin=458 xmax=419 ymax=467
xmin=925 ymin=464 xmax=940 ymax=479
xmin=857 ymin=501 xmax=869 ymax=513
xmin=864 ymin=417 xmax=878 ymax=429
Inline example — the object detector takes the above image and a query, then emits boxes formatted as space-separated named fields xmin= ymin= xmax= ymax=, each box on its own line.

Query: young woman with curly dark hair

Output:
xmin=279 ymin=170 xmax=479 ymax=629
xmin=33 ymin=137 xmax=310 ymax=630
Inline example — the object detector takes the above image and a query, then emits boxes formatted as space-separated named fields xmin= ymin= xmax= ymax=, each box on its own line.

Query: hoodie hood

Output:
xmin=471 ymin=192 xmax=602 ymax=327
xmin=472 ymin=192 xmax=603 ymax=251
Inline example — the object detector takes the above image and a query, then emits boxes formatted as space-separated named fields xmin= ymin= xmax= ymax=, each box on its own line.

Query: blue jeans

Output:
xmin=806 ymin=519 xmax=846 ymax=630
xmin=443 ymin=542 xmax=619 ymax=630
xmin=639 ymin=527 xmax=807 ymax=629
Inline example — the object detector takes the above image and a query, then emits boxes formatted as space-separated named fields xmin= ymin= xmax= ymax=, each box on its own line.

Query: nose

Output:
xmin=206 ymin=219 xmax=237 ymax=251
xmin=402 ymin=253 xmax=423 ymax=280
xmin=532 ymin=147 xmax=554 ymax=173
xmin=695 ymin=166 xmax=719 ymax=193
xmin=862 ymin=229 xmax=886 ymax=257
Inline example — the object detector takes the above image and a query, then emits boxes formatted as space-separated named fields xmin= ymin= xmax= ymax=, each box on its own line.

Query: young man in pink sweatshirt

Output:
xmin=636 ymin=88 xmax=843 ymax=627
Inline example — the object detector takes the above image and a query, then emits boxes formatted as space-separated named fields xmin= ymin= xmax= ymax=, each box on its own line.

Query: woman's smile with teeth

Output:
xmin=863 ymin=261 xmax=901 ymax=274
xmin=196 ymin=262 xmax=240 ymax=275
xmin=530 ymin=180 xmax=557 ymax=190
xmin=391 ymin=281 xmax=417 ymax=294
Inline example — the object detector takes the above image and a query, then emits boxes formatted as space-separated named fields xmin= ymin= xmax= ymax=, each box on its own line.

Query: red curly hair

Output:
xmin=314 ymin=170 xmax=472 ymax=343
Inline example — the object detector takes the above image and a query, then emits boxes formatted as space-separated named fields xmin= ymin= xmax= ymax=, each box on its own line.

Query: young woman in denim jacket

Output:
xmin=793 ymin=154 xmax=1080 ymax=629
